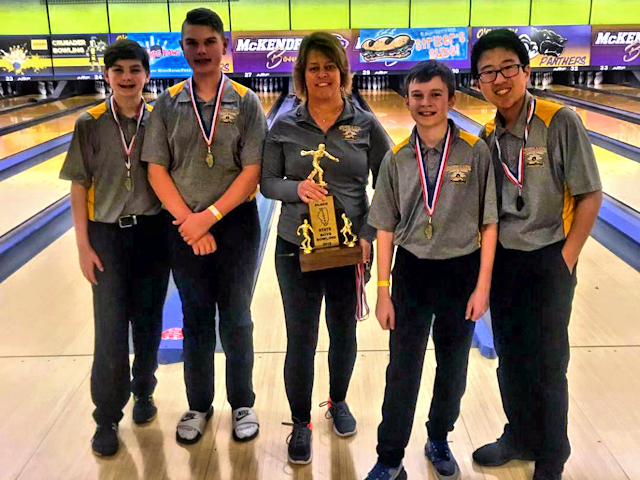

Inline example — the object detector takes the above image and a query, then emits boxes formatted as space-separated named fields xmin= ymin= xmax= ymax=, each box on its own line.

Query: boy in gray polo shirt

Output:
xmin=142 ymin=8 xmax=267 ymax=445
xmin=470 ymin=30 xmax=602 ymax=480
xmin=60 ymin=40 xmax=170 ymax=457
xmin=364 ymin=60 xmax=498 ymax=480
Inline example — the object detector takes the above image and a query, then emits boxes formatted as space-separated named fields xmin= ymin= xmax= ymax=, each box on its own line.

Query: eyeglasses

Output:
xmin=476 ymin=64 xmax=524 ymax=83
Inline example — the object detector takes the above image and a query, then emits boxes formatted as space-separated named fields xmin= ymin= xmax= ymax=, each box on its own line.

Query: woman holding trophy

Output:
xmin=261 ymin=31 xmax=391 ymax=465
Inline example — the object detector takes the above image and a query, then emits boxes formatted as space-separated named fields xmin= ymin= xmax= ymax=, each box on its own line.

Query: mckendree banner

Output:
xmin=591 ymin=25 xmax=640 ymax=68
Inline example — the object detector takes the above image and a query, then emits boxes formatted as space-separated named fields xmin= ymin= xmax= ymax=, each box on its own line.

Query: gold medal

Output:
xmin=425 ymin=222 xmax=433 ymax=240
xmin=125 ymin=177 xmax=132 ymax=191
xmin=206 ymin=152 xmax=214 ymax=168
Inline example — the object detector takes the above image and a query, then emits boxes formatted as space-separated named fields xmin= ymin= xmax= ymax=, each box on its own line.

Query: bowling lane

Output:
xmin=0 ymin=95 xmax=103 ymax=129
xmin=360 ymin=88 xmax=640 ymax=349
xmin=466 ymin=88 xmax=640 ymax=147
xmin=588 ymin=84 xmax=640 ymax=100
xmin=455 ymin=91 xmax=640 ymax=213
xmin=540 ymin=84 xmax=640 ymax=115
xmin=0 ymin=93 xmax=283 ymax=357
xmin=0 ymin=94 xmax=45 ymax=111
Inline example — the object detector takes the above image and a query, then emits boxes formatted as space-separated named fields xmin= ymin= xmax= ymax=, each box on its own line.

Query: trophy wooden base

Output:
xmin=299 ymin=245 xmax=362 ymax=273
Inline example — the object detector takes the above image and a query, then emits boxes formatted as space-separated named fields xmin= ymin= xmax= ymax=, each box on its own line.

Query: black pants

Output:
xmin=166 ymin=201 xmax=260 ymax=413
xmin=377 ymin=247 xmax=479 ymax=468
xmin=275 ymin=236 xmax=358 ymax=422
xmin=491 ymin=241 xmax=576 ymax=471
xmin=89 ymin=214 xmax=170 ymax=425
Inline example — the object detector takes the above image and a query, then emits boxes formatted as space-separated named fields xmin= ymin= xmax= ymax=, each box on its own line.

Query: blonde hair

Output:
xmin=293 ymin=31 xmax=352 ymax=101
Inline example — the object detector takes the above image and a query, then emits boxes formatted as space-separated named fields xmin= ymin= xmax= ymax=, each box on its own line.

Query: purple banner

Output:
xmin=591 ymin=25 xmax=640 ymax=68
xmin=472 ymin=26 xmax=591 ymax=69
xmin=231 ymin=30 xmax=352 ymax=73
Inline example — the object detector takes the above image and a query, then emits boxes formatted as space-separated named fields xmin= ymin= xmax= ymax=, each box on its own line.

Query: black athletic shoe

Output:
xmin=533 ymin=465 xmax=563 ymax=480
xmin=91 ymin=422 xmax=119 ymax=456
xmin=321 ymin=399 xmax=357 ymax=437
xmin=133 ymin=395 xmax=157 ymax=425
xmin=472 ymin=436 xmax=536 ymax=466
xmin=284 ymin=419 xmax=313 ymax=465
xmin=425 ymin=438 xmax=460 ymax=479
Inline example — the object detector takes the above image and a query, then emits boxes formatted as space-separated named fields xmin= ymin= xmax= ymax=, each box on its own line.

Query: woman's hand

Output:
xmin=297 ymin=179 xmax=328 ymax=203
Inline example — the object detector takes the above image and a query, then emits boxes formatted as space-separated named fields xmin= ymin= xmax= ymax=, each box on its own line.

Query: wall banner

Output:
xmin=472 ymin=26 xmax=591 ymax=69
xmin=0 ymin=35 xmax=53 ymax=79
xmin=591 ymin=25 xmax=640 ymax=68
xmin=51 ymin=34 xmax=109 ymax=79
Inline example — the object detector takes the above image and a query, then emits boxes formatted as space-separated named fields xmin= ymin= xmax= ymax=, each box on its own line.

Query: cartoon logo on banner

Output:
xmin=51 ymin=35 xmax=108 ymax=77
xmin=232 ymin=31 xmax=350 ymax=72
xmin=473 ymin=26 xmax=590 ymax=68
xmin=0 ymin=36 xmax=52 ymax=76
xmin=591 ymin=26 xmax=640 ymax=67
xmin=125 ymin=32 xmax=233 ymax=77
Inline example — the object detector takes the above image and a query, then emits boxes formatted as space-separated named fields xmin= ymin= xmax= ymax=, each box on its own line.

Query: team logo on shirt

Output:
xmin=220 ymin=107 xmax=238 ymax=124
xmin=339 ymin=125 xmax=361 ymax=141
xmin=446 ymin=164 xmax=471 ymax=183
xmin=524 ymin=147 xmax=546 ymax=167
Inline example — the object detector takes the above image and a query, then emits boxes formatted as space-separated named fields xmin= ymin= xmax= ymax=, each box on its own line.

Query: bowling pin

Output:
xmin=587 ymin=72 xmax=594 ymax=85
xmin=594 ymin=71 xmax=603 ymax=86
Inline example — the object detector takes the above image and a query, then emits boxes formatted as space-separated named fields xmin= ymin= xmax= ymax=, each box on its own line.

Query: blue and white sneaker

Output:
xmin=364 ymin=461 xmax=408 ymax=480
xmin=425 ymin=438 xmax=460 ymax=480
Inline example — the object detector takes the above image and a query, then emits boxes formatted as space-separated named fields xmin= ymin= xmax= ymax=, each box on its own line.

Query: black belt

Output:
xmin=117 ymin=215 xmax=138 ymax=228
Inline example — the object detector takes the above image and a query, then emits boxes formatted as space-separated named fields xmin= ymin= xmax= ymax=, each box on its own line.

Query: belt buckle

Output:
xmin=118 ymin=215 xmax=137 ymax=228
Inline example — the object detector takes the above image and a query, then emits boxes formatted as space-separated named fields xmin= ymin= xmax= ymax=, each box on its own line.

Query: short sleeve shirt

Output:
xmin=480 ymin=91 xmax=602 ymax=251
xmin=368 ymin=120 xmax=498 ymax=260
xmin=59 ymin=98 xmax=161 ymax=223
xmin=261 ymin=100 xmax=391 ymax=244
xmin=141 ymin=75 xmax=268 ymax=212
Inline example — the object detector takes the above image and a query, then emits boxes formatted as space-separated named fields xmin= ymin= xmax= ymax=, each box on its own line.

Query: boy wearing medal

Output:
xmin=60 ymin=39 xmax=170 ymax=456
xmin=364 ymin=60 xmax=498 ymax=480
xmin=470 ymin=30 xmax=602 ymax=480
xmin=142 ymin=8 xmax=267 ymax=445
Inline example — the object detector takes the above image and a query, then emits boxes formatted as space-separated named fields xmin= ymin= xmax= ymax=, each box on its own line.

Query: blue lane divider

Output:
xmin=0 ymin=133 xmax=73 ymax=182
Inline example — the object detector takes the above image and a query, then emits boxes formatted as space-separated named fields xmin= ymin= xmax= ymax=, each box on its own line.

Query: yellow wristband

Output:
xmin=377 ymin=280 xmax=390 ymax=287
xmin=207 ymin=204 xmax=223 ymax=221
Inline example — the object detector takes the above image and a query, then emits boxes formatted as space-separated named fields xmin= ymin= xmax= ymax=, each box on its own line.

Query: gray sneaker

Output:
xmin=425 ymin=438 xmax=460 ymax=479
xmin=321 ymin=399 xmax=357 ymax=437
xmin=364 ymin=462 xmax=407 ymax=480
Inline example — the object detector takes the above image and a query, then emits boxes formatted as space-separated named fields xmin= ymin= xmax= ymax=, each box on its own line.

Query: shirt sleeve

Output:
xmin=550 ymin=108 xmax=602 ymax=196
xmin=59 ymin=113 xmax=93 ymax=189
xmin=240 ymin=89 xmax=268 ymax=167
xmin=475 ymin=139 xmax=499 ymax=226
xmin=367 ymin=150 xmax=400 ymax=232
xmin=141 ymin=94 xmax=172 ymax=168
xmin=260 ymin=120 xmax=301 ymax=203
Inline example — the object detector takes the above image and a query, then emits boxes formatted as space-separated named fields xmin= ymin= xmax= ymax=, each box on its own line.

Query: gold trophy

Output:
xmin=297 ymin=144 xmax=362 ymax=272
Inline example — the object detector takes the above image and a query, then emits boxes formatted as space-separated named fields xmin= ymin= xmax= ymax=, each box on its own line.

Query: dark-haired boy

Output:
xmin=364 ymin=60 xmax=498 ymax=480
xmin=60 ymin=39 xmax=170 ymax=456
xmin=470 ymin=29 xmax=602 ymax=480
xmin=142 ymin=8 xmax=267 ymax=445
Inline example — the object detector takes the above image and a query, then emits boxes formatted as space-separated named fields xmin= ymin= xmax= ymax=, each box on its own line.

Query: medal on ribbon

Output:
xmin=110 ymin=96 xmax=146 ymax=192
xmin=414 ymin=125 xmax=453 ymax=240
xmin=188 ymin=75 xmax=225 ymax=168
xmin=495 ymin=97 xmax=536 ymax=212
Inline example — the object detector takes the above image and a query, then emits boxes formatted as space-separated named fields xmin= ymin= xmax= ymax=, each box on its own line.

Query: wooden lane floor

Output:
xmin=541 ymin=84 xmax=640 ymax=113
xmin=454 ymin=91 xmax=640 ymax=213
xmin=0 ymin=94 xmax=104 ymax=129
xmin=1 ymin=90 xmax=639 ymax=480
xmin=0 ymin=94 xmax=45 ymax=111
xmin=592 ymin=84 xmax=640 ymax=99
xmin=463 ymin=88 xmax=640 ymax=149
xmin=0 ymin=153 xmax=69 ymax=236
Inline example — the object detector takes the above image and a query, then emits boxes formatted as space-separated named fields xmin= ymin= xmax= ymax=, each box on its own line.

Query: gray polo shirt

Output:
xmin=141 ymin=75 xmax=268 ymax=212
xmin=368 ymin=120 xmax=498 ymax=260
xmin=60 ymin=98 xmax=161 ymax=223
xmin=261 ymin=100 xmax=392 ymax=245
xmin=480 ymin=91 xmax=602 ymax=251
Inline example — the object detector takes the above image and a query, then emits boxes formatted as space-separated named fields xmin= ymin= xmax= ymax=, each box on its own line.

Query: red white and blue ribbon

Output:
xmin=188 ymin=75 xmax=225 ymax=153
xmin=495 ymin=97 xmax=536 ymax=193
xmin=414 ymin=125 xmax=453 ymax=218
xmin=355 ymin=263 xmax=370 ymax=322
xmin=110 ymin=95 xmax=146 ymax=174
